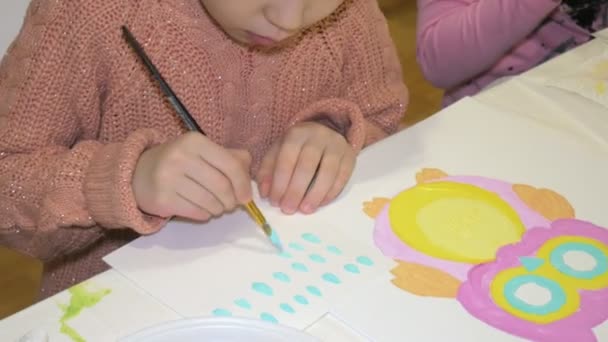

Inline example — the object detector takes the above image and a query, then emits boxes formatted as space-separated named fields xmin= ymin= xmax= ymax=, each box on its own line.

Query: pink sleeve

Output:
xmin=416 ymin=0 xmax=560 ymax=89
xmin=292 ymin=0 xmax=408 ymax=152
xmin=0 ymin=0 xmax=167 ymax=262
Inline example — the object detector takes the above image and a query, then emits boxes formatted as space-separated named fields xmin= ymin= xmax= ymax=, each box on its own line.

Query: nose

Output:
xmin=264 ymin=0 xmax=305 ymax=33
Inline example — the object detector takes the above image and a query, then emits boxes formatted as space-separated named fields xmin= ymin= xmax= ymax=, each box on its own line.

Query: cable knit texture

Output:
xmin=0 ymin=0 xmax=407 ymax=299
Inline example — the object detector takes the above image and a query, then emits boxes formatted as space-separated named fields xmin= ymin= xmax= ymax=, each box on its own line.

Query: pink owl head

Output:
xmin=458 ymin=219 xmax=608 ymax=342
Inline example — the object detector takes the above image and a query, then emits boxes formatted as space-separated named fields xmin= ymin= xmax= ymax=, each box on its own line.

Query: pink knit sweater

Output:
xmin=417 ymin=0 xmax=608 ymax=106
xmin=0 ymin=0 xmax=407 ymax=298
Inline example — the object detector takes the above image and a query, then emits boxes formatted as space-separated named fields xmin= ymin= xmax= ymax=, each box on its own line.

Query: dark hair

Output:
xmin=562 ymin=0 xmax=606 ymax=31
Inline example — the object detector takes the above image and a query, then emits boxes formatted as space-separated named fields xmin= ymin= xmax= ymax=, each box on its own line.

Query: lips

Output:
xmin=246 ymin=31 xmax=278 ymax=47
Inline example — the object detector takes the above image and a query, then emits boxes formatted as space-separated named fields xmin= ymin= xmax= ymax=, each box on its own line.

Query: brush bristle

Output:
xmin=261 ymin=223 xmax=272 ymax=236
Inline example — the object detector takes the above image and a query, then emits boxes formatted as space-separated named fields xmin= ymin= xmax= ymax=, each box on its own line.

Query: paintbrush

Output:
xmin=121 ymin=25 xmax=283 ymax=251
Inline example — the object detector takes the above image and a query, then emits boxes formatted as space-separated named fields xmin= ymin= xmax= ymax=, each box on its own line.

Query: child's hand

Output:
xmin=132 ymin=132 xmax=252 ymax=221
xmin=257 ymin=122 xmax=355 ymax=215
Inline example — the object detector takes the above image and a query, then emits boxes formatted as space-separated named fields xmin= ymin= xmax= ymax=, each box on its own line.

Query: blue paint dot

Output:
xmin=344 ymin=264 xmax=360 ymax=274
xmin=260 ymin=312 xmax=279 ymax=324
xmin=234 ymin=298 xmax=252 ymax=310
xmin=291 ymin=262 xmax=309 ymax=272
xmin=252 ymin=282 xmax=274 ymax=296
xmin=309 ymin=254 xmax=326 ymax=263
xmin=322 ymin=273 xmax=341 ymax=284
xmin=273 ymin=272 xmax=291 ymax=283
xmin=294 ymin=295 xmax=309 ymax=305
xmin=279 ymin=251 xmax=293 ymax=259
xmin=356 ymin=256 xmax=374 ymax=266
xmin=212 ymin=308 xmax=232 ymax=317
xmin=302 ymin=233 xmax=321 ymax=244
xmin=280 ymin=303 xmax=296 ymax=314
xmin=327 ymin=246 xmax=342 ymax=255
xmin=306 ymin=286 xmax=322 ymax=297
xmin=549 ymin=241 xmax=607 ymax=280
xmin=289 ymin=242 xmax=305 ymax=251
xmin=503 ymin=274 xmax=566 ymax=315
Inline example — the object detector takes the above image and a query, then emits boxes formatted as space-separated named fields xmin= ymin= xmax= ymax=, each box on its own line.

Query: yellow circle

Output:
xmin=388 ymin=181 xmax=526 ymax=263
xmin=490 ymin=267 xmax=580 ymax=324
xmin=536 ymin=236 xmax=608 ymax=290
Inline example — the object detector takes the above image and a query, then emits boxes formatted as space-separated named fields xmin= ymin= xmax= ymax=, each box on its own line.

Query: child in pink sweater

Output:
xmin=417 ymin=0 xmax=608 ymax=106
xmin=0 ymin=0 xmax=407 ymax=298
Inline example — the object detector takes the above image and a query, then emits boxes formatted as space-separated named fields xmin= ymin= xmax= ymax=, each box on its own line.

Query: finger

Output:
xmin=269 ymin=138 xmax=306 ymax=206
xmin=172 ymin=192 xmax=213 ymax=222
xmin=228 ymin=148 xmax=252 ymax=170
xmin=184 ymin=157 xmax=238 ymax=211
xmin=279 ymin=142 xmax=324 ymax=214
xmin=176 ymin=176 xmax=224 ymax=217
xmin=195 ymin=140 xmax=252 ymax=204
xmin=256 ymin=143 xmax=280 ymax=198
xmin=299 ymin=149 xmax=342 ymax=214
xmin=322 ymin=151 xmax=356 ymax=206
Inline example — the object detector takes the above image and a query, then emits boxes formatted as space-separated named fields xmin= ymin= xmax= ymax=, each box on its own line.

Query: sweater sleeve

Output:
xmin=0 ymin=0 xmax=167 ymax=262
xmin=416 ymin=0 xmax=561 ymax=89
xmin=291 ymin=0 xmax=408 ymax=152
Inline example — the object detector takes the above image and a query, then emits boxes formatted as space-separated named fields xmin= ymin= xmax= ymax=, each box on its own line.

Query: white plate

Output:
xmin=119 ymin=317 xmax=321 ymax=342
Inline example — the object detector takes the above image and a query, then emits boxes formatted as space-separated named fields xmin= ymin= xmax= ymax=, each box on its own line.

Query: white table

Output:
xmin=2 ymin=31 xmax=608 ymax=342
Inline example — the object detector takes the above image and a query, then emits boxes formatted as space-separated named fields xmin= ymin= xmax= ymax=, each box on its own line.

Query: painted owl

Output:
xmin=362 ymin=168 xmax=608 ymax=342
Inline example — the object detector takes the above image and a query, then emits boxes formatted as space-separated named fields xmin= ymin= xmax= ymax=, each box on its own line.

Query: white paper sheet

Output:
xmin=104 ymin=208 xmax=392 ymax=330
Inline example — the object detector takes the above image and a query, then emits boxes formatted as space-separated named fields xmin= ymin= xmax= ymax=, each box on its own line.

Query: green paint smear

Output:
xmin=58 ymin=282 xmax=111 ymax=342
xmin=60 ymin=323 xmax=85 ymax=342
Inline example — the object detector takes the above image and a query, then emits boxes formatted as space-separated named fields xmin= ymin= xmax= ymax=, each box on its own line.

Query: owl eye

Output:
xmin=536 ymin=236 xmax=608 ymax=291
xmin=489 ymin=236 xmax=608 ymax=325
xmin=490 ymin=268 xmax=580 ymax=324
xmin=548 ymin=241 xmax=608 ymax=282
xmin=502 ymin=274 xmax=570 ymax=317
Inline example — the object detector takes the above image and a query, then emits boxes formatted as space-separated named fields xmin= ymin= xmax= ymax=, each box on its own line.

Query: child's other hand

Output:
xmin=256 ymin=122 xmax=355 ymax=215
xmin=132 ymin=132 xmax=252 ymax=221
